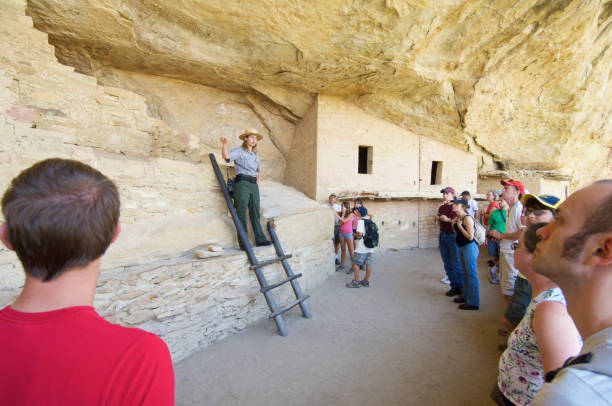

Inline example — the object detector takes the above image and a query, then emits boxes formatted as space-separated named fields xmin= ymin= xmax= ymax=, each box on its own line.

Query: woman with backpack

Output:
xmin=451 ymin=198 xmax=480 ymax=310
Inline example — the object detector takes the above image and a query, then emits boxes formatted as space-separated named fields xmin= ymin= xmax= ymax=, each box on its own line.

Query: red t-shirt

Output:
xmin=0 ymin=306 xmax=174 ymax=405
xmin=438 ymin=203 xmax=457 ymax=233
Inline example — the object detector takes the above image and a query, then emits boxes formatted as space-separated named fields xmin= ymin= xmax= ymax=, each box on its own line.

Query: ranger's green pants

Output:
xmin=233 ymin=179 xmax=267 ymax=244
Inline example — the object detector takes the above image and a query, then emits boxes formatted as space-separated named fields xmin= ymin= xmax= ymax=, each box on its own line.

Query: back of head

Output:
xmin=1 ymin=158 xmax=120 ymax=281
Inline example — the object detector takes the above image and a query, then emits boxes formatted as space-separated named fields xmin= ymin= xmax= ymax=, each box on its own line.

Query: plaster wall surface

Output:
xmin=285 ymin=98 xmax=318 ymax=199
xmin=419 ymin=136 xmax=478 ymax=196
xmin=316 ymin=94 xmax=419 ymax=201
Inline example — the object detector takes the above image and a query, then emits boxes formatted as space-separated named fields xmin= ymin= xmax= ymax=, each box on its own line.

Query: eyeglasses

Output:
xmin=524 ymin=209 xmax=551 ymax=217
xmin=511 ymin=242 xmax=520 ymax=250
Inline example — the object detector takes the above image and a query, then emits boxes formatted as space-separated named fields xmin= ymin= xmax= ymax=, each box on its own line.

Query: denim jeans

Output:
xmin=459 ymin=242 xmax=480 ymax=307
xmin=439 ymin=232 xmax=463 ymax=289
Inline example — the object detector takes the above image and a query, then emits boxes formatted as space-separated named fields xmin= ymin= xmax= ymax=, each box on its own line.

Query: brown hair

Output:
xmin=342 ymin=201 xmax=351 ymax=218
xmin=1 ymin=158 xmax=120 ymax=281
xmin=241 ymin=141 xmax=257 ymax=152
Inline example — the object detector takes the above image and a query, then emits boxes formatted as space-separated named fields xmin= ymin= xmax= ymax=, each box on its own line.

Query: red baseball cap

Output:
xmin=440 ymin=187 xmax=455 ymax=195
xmin=500 ymin=179 xmax=525 ymax=195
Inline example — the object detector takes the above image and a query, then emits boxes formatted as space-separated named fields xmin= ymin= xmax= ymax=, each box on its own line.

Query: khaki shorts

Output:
xmin=499 ymin=251 xmax=518 ymax=296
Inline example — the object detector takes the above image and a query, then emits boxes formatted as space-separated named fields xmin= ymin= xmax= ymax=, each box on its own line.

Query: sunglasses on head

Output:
xmin=511 ymin=242 xmax=520 ymax=250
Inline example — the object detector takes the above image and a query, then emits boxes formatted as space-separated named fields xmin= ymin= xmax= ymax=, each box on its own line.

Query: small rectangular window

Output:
xmin=358 ymin=146 xmax=373 ymax=174
xmin=430 ymin=161 xmax=442 ymax=185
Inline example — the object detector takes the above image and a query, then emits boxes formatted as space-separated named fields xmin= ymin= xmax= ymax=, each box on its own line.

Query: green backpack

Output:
xmin=363 ymin=218 xmax=379 ymax=248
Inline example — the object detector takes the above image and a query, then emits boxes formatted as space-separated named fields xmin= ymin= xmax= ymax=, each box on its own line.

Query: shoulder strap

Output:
xmin=545 ymin=353 xmax=593 ymax=383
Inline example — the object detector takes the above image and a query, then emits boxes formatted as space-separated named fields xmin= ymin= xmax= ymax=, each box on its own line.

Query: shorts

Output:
xmin=333 ymin=224 xmax=340 ymax=244
xmin=487 ymin=240 xmax=500 ymax=257
xmin=499 ymin=251 xmax=518 ymax=296
xmin=504 ymin=276 xmax=532 ymax=325
xmin=339 ymin=232 xmax=353 ymax=240
xmin=352 ymin=252 xmax=372 ymax=267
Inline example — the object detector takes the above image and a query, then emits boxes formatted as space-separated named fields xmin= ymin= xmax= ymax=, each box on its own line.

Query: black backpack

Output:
xmin=363 ymin=218 xmax=379 ymax=248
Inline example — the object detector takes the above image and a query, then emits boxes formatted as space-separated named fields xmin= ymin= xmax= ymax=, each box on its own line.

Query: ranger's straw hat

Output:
xmin=239 ymin=129 xmax=263 ymax=141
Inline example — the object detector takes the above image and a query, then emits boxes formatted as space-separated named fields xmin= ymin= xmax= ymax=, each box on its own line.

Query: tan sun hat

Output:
xmin=238 ymin=129 xmax=263 ymax=141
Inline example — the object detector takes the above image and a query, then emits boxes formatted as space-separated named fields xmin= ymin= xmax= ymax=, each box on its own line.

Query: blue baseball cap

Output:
xmin=520 ymin=194 xmax=561 ymax=209
xmin=451 ymin=198 xmax=469 ymax=207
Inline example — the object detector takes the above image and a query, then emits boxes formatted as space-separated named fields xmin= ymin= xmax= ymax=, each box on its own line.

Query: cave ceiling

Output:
xmin=25 ymin=0 xmax=612 ymax=183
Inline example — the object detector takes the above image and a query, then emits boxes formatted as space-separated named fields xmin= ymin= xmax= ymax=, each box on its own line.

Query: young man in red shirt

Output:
xmin=0 ymin=158 xmax=175 ymax=405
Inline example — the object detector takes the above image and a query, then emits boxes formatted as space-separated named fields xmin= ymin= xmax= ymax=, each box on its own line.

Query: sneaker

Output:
xmin=360 ymin=280 xmax=370 ymax=287
xmin=440 ymin=276 xmax=450 ymax=284
xmin=335 ymin=258 xmax=340 ymax=265
xmin=346 ymin=280 xmax=361 ymax=288
xmin=335 ymin=264 xmax=344 ymax=272
xmin=489 ymin=265 xmax=500 ymax=284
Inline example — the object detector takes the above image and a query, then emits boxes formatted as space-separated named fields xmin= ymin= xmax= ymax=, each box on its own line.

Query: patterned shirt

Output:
xmin=498 ymin=287 xmax=578 ymax=406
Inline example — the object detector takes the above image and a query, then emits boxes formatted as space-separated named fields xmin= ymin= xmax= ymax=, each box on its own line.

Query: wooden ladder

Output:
xmin=209 ymin=153 xmax=312 ymax=336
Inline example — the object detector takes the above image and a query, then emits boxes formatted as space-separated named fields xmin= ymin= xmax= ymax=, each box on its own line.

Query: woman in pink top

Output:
xmin=334 ymin=202 xmax=355 ymax=271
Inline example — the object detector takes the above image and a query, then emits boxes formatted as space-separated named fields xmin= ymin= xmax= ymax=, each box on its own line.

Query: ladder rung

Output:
xmin=260 ymin=273 xmax=303 ymax=293
xmin=250 ymin=254 xmax=293 ymax=270
xmin=269 ymin=295 xmax=311 ymax=319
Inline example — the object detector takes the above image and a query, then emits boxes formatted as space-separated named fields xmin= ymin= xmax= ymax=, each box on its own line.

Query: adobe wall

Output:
xmin=478 ymin=175 xmax=569 ymax=200
xmin=0 ymin=0 xmax=334 ymax=362
xmin=314 ymin=95 xmax=478 ymax=250
xmin=285 ymin=98 xmax=318 ymax=199
xmin=316 ymin=94 xmax=420 ymax=201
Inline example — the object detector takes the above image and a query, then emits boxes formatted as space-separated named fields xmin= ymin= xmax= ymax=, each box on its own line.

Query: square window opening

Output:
xmin=358 ymin=146 xmax=373 ymax=174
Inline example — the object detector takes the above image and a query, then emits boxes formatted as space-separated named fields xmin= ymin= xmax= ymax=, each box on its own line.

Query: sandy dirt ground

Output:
xmin=175 ymin=247 xmax=506 ymax=406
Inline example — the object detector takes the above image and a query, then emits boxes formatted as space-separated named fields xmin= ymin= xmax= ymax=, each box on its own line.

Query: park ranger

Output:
xmin=221 ymin=129 xmax=272 ymax=248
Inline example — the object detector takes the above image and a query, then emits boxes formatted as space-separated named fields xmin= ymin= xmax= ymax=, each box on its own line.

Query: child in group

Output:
xmin=352 ymin=199 xmax=373 ymax=250
xmin=334 ymin=202 xmax=355 ymax=271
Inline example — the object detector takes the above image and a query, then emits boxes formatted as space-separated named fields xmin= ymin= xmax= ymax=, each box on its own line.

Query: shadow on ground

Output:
xmin=175 ymin=247 xmax=504 ymax=406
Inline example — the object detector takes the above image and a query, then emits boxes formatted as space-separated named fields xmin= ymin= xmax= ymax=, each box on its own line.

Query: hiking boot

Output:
xmin=346 ymin=280 xmax=361 ymax=288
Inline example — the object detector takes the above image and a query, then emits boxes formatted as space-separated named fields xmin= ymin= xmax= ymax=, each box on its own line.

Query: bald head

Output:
xmin=560 ymin=181 xmax=612 ymax=260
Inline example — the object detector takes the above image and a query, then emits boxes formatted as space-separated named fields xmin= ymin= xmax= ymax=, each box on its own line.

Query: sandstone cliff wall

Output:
xmin=23 ymin=0 xmax=612 ymax=189
xmin=0 ymin=0 xmax=334 ymax=362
